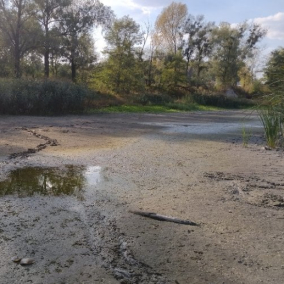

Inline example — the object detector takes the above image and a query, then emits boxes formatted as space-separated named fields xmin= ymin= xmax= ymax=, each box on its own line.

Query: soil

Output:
xmin=0 ymin=110 xmax=284 ymax=284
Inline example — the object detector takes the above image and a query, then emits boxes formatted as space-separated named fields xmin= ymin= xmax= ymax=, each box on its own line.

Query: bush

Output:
xmin=191 ymin=93 xmax=254 ymax=108
xmin=135 ymin=93 xmax=173 ymax=106
xmin=0 ymin=79 xmax=93 ymax=115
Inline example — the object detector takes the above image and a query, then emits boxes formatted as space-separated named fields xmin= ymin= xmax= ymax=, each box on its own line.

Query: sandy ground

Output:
xmin=0 ymin=111 xmax=284 ymax=284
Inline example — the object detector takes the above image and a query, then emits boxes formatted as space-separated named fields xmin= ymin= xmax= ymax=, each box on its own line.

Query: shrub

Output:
xmin=191 ymin=93 xmax=254 ymax=108
xmin=0 ymin=79 xmax=93 ymax=115
xmin=135 ymin=93 xmax=173 ymax=106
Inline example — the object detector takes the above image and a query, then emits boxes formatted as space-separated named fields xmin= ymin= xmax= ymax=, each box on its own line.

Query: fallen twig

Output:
xmin=130 ymin=210 xmax=199 ymax=226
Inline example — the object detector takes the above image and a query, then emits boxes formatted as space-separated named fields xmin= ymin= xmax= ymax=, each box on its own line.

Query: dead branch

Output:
xmin=130 ymin=210 xmax=199 ymax=226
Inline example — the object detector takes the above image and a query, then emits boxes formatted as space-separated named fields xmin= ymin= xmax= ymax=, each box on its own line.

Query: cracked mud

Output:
xmin=0 ymin=111 xmax=284 ymax=284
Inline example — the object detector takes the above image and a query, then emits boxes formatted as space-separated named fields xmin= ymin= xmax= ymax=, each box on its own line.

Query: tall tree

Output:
xmin=211 ymin=22 xmax=266 ymax=88
xmin=0 ymin=0 xmax=41 ymax=77
xmin=154 ymin=1 xmax=187 ymax=55
xmin=34 ymin=0 xmax=70 ymax=77
xmin=102 ymin=16 xmax=144 ymax=93
xmin=59 ymin=0 xmax=113 ymax=81
xmin=161 ymin=53 xmax=187 ymax=89
xmin=182 ymin=15 xmax=215 ymax=81
xmin=62 ymin=32 xmax=96 ymax=81
xmin=0 ymin=28 xmax=13 ymax=76
xmin=265 ymin=47 xmax=284 ymax=94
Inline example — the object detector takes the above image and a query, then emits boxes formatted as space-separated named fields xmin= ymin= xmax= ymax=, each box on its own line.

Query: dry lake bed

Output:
xmin=0 ymin=111 xmax=284 ymax=284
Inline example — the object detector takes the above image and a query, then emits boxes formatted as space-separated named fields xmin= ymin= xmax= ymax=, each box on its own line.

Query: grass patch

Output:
xmin=90 ymin=105 xmax=179 ymax=113
xmin=90 ymin=103 xmax=222 ymax=113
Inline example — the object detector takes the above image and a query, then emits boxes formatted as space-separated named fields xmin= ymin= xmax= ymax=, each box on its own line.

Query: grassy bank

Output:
xmin=91 ymin=104 xmax=222 ymax=113
xmin=0 ymin=79 xmax=256 ymax=115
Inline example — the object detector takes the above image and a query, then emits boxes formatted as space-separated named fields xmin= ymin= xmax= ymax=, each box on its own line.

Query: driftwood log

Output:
xmin=130 ymin=210 xmax=199 ymax=226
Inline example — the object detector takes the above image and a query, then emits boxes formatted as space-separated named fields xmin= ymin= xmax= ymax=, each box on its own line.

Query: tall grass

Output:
xmin=0 ymin=79 xmax=93 ymax=115
xmin=259 ymin=109 xmax=282 ymax=148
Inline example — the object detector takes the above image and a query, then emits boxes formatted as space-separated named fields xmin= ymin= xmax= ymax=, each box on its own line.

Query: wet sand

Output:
xmin=0 ymin=111 xmax=284 ymax=284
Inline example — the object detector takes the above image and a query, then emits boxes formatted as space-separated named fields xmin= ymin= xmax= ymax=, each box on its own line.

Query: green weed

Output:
xmin=241 ymin=125 xmax=251 ymax=147
xmin=259 ymin=109 xmax=282 ymax=148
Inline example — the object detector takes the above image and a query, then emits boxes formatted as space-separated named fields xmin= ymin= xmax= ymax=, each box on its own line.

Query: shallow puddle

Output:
xmin=0 ymin=165 xmax=101 ymax=197
xmin=143 ymin=121 xmax=262 ymax=135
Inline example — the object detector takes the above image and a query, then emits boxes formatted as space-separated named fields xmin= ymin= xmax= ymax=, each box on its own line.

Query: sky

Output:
xmin=95 ymin=0 xmax=284 ymax=59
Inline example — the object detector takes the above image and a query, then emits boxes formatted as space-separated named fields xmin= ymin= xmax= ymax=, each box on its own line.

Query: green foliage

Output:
xmin=238 ymin=66 xmax=254 ymax=93
xmin=0 ymin=79 xmax=92 ymax=115
xmin=191 ymin=93 xmax=254 ymax=108
xmin=242 ymin=125 xmax=251 ymax=147
xmin=0 ymin=0 xmax=268 ymax=111
xmin=182 ymin=15 xmax=215 ymax=82
xmin=95 ymin=105 xmax=178 ymax=113
xmin=264 ymin=47 xmax=284 ymax=97
xmin=101 ymin=16 xmax=144 ymax=94
xmin=0 ymin=0 xmax=42 ymax=77
xmin=259 ymin=109 xmax=282 ymax=148
xmin=210 ymin=22 xmax=265 ymax=88
xmin=135 ymin=93 xmax=173 ymax=105
xmin=94 ymin=103 xmax=220 ymax=114
xmin=161 ymin=53 xmax=187 ymax=88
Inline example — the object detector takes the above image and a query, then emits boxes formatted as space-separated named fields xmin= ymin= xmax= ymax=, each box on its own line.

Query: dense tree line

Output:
xmin=92 ymin=2 xmax=267 ymax=95
xmin=0 ymin=0 xmax=280 ymax=98
xmin=0 ymin=0 xmax=113 ymax=81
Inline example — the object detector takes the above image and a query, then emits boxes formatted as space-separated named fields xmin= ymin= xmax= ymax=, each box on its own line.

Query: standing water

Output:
xmin=0 ymin=165 xmax=101 ymax=198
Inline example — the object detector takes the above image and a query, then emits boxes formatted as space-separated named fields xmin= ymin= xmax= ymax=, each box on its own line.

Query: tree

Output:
xmin=58 ymin=0 xmax=113 ymax=81
xmin=161 ymin=53 xmax=187 ymax=89
xmin=0 ymin=29 xmax=13 ymax=76
xmin=102 ymin=16 xmax=144 ymax=93
xmin=155 ymin=1 xmax=187 ymax=55
xmin=182 ymin=15 xmax=215 ymax=82
xmin=22 ymin=52 xmax=43 ymax=78
xmin=210 ymin=22 xmax=266 ymax=88
xmin=0 ymin=0 xmax=41 ymax=77
xmin=62 ymin=32 xmax=97 ymax=82
xmin=34 ymin=0 xmax=70 ymax=77
xmin=265 ymin=47 xmax=284 ymax=93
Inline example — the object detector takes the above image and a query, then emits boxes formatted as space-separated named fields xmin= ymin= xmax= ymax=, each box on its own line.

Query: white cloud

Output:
xmin=254 ymin=12 xmax=284 ymax=40
xmin=101 ymin=0 xmax=162 ymax=15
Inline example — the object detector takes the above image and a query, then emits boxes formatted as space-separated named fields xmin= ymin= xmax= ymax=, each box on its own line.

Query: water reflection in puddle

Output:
xmin=0 ymin=165 xmax=101 ymax=198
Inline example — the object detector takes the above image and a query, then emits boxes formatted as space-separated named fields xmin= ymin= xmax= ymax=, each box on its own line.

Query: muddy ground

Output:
xmin=0 ymin=111 xmax=284 ymax=284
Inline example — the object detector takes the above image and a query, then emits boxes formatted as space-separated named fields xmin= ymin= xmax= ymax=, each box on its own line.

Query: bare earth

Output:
xmin=0 ymin=111 xmax=284 ymax=284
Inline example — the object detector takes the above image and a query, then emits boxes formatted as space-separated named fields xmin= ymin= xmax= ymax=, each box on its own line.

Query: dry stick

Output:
xmin=130 ymin=210 xmax=199 ymax=226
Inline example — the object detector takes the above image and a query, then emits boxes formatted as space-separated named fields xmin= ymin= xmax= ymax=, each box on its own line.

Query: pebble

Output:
xmin=11 ymin=257 xmax=22 ymax=263
xmin=20 ymin=258 xmax=34 ymax=265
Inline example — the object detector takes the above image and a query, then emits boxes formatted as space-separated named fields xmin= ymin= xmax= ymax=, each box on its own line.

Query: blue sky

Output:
xmin=96 ymin=0 xmax=284 ymax=56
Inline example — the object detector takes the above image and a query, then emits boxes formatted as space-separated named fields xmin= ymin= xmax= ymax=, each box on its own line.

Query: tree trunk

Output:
xmin=44 ymin=25 xmax=50 ymax=78
xmin=44 ymin=50 xmax=50 ymax=78
xmin=14 ymin=43 xmax=21 ymax=78
xmin=14 ymin=2 xmax=22 ymax=78
xmin=71 ymin=58 xmax=76 ymax=82
xmin=71 ymin=34 xmax=77 ymax=82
